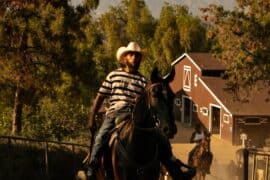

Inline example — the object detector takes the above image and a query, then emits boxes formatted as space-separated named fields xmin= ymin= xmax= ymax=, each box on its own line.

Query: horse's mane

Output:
xmin=132 ymin=90 xmax=151 ymax=127
xmin=118 ymin=89 xmax=152 ymax=144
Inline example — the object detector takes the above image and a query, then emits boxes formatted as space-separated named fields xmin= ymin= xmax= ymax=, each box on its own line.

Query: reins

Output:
xmin=130 ymin=82 xmax=163 ymax=133
xmin=145 ymin=82 xmax=163 ymax=109
xmin=112 ymin=82 xmax=163 ymax=175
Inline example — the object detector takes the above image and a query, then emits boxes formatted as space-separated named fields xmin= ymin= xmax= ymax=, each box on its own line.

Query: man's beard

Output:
xmin=126 ymin=59 xmax=141 ymax=71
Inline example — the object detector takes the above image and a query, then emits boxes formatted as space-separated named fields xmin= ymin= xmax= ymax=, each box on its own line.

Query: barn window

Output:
xmin=193 ymin=104 xmax=198 ymax=112
xmin=200 ymin=107 xmax=208 ymax=116
xmin=244 ymin=117 xmax=261 ymax=125
xmin=223 ymin=114 xmax=230 ymax=124
xmin=183 ymin=66 xmax=191 ymax=91
xmin=174 ymin=98 xmax=181 ymax=106
xmin=194 ymin=74 xmax=198 ymax=87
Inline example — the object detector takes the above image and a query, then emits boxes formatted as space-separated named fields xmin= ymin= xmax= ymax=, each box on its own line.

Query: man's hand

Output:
xmin=88 ymin=115 xmax=97 ymax=134
xmin=88 ymin=93 xmax=106 ymax=133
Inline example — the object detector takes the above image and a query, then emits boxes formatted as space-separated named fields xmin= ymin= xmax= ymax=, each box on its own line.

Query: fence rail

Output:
xmin=0 ymin=135 xmax=90 ymax=179
xmin=243 ymin=148 xmax=270 ymax=180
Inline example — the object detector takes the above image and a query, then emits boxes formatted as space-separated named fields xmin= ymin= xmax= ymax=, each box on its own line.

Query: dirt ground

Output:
xmin=170 ymin=121 xmax=242 ymax=180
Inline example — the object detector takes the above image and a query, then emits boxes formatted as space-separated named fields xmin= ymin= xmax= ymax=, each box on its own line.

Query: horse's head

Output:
xmin=133 ymin=67 xmax=177 ymax=138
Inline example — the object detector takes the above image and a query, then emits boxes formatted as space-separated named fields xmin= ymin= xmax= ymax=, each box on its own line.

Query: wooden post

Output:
xmin=252 ymin=154 xmax=256 ymax=180
xmin=265 ymin=155 xmax=269 ymax=180
xmin=8 ymin=137 xmax=11 ymax=180
xmin=243 ymin=148 xmax=249 ymax=180
xmin=72 ymin=144 xmax=75 ymax=176
xmin=44 ymin=142 xmax=49 ymax=177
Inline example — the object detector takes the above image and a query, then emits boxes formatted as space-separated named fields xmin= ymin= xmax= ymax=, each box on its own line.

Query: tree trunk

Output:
xmin=12 ymin=85 xmax=23 ymax=135
xmin=12 ymin=31 xmax=27 ymax=135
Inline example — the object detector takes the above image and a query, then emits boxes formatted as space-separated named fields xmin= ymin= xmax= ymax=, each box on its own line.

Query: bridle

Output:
xmin=132 ymin=82 xmax=166 ymax=132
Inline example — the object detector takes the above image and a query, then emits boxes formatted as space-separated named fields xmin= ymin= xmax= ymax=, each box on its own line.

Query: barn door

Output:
xmin=210 ymin=105 xmax=220 ymax=134
xmin=182 ymin=96 xmax=192 ymax=125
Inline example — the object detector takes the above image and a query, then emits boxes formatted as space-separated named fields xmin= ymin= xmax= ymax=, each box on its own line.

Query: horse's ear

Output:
xmin=150 ymin=67 xmax=162 ymax=83
xmin=163 ymin=67 xmax=175 ymax=83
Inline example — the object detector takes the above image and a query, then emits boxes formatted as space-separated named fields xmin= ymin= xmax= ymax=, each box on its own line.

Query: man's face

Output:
xmin=124 ymin=51 xmax=142 ymax=71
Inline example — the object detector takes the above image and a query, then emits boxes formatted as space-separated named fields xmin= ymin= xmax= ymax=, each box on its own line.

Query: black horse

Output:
xmin=108 ymin=68 xmax=194 ymax=180
xmin=76 ymin=68 xmax=194 ymax=180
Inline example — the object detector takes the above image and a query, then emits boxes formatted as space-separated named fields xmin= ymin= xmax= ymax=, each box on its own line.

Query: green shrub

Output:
xmin=22 ymin=97 xmax=89 ymax=142
xmin=0 ymin=107 xmax=13 ymax=135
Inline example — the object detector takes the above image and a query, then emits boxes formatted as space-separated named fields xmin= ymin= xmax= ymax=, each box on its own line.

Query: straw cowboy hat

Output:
xmin=116 ymin=42 xmax=142 ymax=61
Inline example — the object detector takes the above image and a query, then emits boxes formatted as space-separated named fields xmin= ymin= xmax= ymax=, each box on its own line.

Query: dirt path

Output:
xmin=170 ymin=121 xmax=242 ymax=180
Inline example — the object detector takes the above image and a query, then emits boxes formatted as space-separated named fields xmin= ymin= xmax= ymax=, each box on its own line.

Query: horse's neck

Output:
xmin=115 ymin=93 xmax=157 ymax=147
xmin=133 ymin=96 xmax=153 ymax=129
xmin=200 ymin=139 xmax=210 ymax=152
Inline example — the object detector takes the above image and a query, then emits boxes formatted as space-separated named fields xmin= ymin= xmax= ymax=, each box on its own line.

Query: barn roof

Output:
xmin=172 ymin=53 xmax=226 ymax=71
xmin=201 ymin=77 xmax=270 ymax=116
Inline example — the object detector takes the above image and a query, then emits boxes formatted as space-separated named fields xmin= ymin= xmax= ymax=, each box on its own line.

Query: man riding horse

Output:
xmin=188 ymin=123 xmax=213 ymax=176
xmin=87 ymin=42 xmax=194 ymax=180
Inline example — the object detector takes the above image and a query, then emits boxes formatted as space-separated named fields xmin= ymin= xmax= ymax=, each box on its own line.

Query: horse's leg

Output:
xmin=194 ymin=173 xmax=198 ymax=180
xmin=203 ymin=174 xmax=206 ymax=180
xmin=195 ymin=170 xmax=203 ymax=180
xmin=198 ymin=171 xmax=202 ymax=180
xmin=111 ymin=142 xmax=121 ymax=180
xmin=201 ymin=172 xmax=206 ymax=180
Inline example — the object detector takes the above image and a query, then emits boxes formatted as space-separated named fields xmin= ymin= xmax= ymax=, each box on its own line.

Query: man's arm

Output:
xmin=88 ymin=93 xmax=106 ymax=132
xmin=190 ymin=132 xmax=196 ymax=143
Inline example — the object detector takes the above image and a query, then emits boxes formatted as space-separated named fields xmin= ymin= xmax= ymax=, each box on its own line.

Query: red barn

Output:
xmin=170 ymin=53 xmax=270 ymax=147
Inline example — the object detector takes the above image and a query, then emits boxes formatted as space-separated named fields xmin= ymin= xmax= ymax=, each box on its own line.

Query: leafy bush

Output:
xmin=22 ymin=97 xmax=89 ymax=142
xmin=0 ymin=106 xmax=13 ymax=135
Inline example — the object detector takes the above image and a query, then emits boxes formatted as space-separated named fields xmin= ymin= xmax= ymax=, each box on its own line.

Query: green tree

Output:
xmin=151 ymin=3 xmax=208 ymax=75
xmin=0 ymin=0 xmax=98 ymax=134
xmin=150 ymin=3 xmax=180 ymax=75
xmin=94 ymin=0 xmax=156 ymax=78
xmin=177 ymin=14 xmax=208 ymax=53
xmin=204 ymin=1 xmax=270 ymax=93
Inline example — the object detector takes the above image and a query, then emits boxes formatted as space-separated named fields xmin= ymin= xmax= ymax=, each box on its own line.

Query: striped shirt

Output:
xmin=98 ymin=68 xmax=147 ymax=115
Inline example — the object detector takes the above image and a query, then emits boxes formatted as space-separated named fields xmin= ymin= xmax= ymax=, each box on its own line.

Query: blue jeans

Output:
xmin=89 ymin=114 xmax=116 ymax=165
xmin=89 ymin=107 xmax=132 ymax=166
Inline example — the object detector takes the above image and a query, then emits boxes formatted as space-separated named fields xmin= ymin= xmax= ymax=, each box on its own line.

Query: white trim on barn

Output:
xmin=198 ymin=78 xmax=232 ymax=116
xmin=171 ymin=53 xmax=201 ymax=72
xmin=209 ymin=103 xmax=222 ymax=138
xmin=223 ymin=114 xmax=230 ymax=124
xmin=183 ymin=65 xmax=191 ymax=92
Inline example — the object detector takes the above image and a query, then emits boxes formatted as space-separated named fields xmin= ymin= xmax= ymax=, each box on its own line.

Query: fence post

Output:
xmin=72 ymin=144 xmax=76 ymax=176
xmin=243 ymin=148 xmax=249 ymax=180
xmin=44 ymin=142 xmax=49 ymax=177
xmin=266 ymin=155 xmax=269 ymax=180
xmin=0 ymin=135 xmax=90 ymax=179
xmin=7 ymin=137 xmax=11 ymax=180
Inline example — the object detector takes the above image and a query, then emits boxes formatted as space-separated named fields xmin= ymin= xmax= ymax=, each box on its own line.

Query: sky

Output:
xmin=70 ymin=0 xmax=236 ymax=18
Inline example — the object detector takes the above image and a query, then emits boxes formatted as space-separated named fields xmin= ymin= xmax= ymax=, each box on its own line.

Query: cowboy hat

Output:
xmin=116 ymin=42 xmax=142 ymax=61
